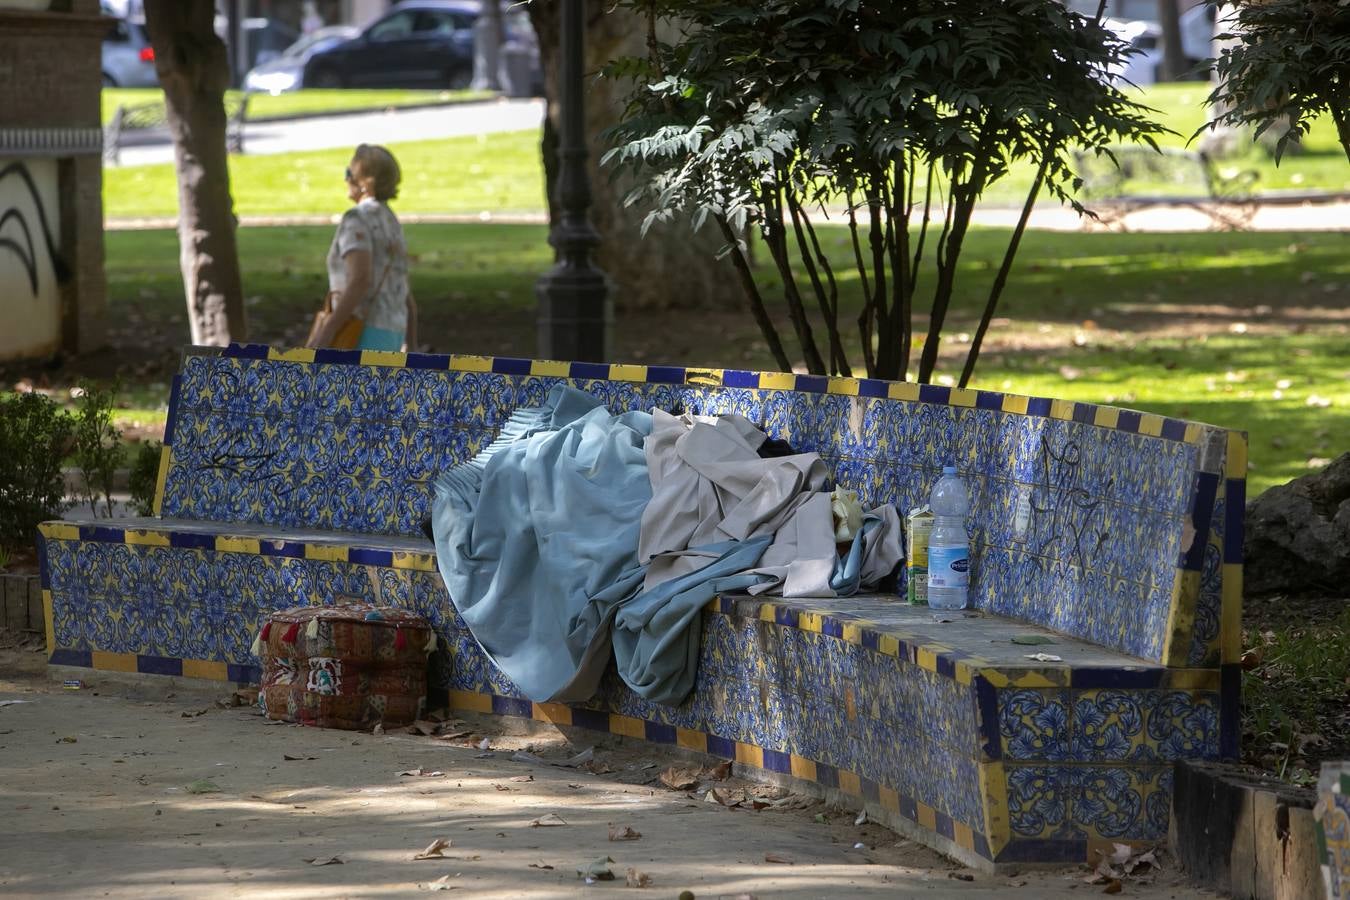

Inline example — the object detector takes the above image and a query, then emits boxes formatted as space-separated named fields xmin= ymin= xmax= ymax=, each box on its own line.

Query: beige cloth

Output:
xmin=638 ymin=409 xmax=903 ymax=598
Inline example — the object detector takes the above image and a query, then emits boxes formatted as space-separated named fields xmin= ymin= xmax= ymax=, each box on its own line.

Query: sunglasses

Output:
xmin=344 ymin=167 xmax=355 ymax=183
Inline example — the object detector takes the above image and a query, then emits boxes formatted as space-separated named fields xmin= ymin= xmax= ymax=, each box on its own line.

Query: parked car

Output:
xmin=244 ymin=25 xmax=361 ymax=94
xmin=302 ymin=0 xmax=536 ymax=91
xmin=101 ymin=16 xmax=157 ymax=87
xmin=1104 ymin=5 xmax=1215 ymax=87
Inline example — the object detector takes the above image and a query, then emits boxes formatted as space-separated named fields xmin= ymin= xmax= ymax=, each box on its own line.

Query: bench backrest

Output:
xmin=156 ymin=345 xmax=1244 ymax=668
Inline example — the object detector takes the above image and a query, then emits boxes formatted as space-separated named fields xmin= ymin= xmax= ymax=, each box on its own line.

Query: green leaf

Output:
xmin=1010 ymin=634 xmax=1055 ymax=645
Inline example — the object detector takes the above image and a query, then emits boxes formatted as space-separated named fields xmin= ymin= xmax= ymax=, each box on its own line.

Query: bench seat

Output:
xmin=38 ymin=344 xmax=1246 ymax=871
xmin=39 ymin=510 xmax=1231 ymax=870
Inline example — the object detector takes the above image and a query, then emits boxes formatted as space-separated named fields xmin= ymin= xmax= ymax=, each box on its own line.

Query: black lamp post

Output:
xmin=535 ymin=0 xmax=612 ymax=363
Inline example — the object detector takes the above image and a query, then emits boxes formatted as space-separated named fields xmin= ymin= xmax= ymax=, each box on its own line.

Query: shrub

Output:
xmin=128 ymin=440 xmax=163 ymax=518
xmin=72 ymin=380 xmax=125 ymax=518
xmin=1203 ymin=0 xmax=1350 ymax=163
xmin=0 ymin=392 xmax=73 ymax=548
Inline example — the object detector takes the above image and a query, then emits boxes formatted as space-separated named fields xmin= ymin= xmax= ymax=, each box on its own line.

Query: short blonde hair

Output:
xmin=350 ymin=144 xmax=401 ymax=202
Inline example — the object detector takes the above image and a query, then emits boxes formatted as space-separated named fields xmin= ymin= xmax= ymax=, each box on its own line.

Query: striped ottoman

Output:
xmin=257 ymin=603 xmax=434 ymax=730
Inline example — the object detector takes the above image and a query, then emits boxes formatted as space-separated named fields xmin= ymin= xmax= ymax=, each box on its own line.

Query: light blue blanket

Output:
xmin=430 ymin=385 xmax=771 ymax=705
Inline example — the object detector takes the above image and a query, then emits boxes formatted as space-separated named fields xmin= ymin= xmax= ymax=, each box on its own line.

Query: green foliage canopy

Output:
xmin=604 ymin=0 xmax=1166 ymax=382
xmin=1204 ymin=0 xmax=1350 ymax=163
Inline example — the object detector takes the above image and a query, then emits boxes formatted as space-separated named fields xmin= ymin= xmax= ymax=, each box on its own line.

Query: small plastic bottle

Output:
xmin=927 ymin=466 xmax=971 ymax=610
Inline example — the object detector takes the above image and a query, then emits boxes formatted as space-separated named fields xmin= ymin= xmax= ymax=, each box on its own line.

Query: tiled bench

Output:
xmin=37 ymin=343 xmax=1246 ymax=871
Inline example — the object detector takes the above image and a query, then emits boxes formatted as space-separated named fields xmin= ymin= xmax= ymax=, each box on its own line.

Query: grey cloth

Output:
xmin=638 ymin=409 xmax=904 ymax=599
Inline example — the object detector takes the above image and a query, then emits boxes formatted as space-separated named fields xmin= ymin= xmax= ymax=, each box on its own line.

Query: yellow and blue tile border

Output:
xmin=214 ymin=343 xmax=1211 ymax=446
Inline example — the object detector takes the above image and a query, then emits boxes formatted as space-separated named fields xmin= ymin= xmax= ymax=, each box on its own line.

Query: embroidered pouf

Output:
xmin=256 ymin=603 xmax=435 ymax=730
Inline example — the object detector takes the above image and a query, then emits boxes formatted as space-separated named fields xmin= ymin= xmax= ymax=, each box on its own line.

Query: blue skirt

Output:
xmin=357 ymin=325 xmax=404 ymax=351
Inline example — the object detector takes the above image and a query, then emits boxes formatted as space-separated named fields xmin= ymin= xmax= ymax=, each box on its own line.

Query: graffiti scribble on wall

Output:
xmin=0 ymin=158 xmax=65 ymax=360
xmin=0 ymin=160 xmax=69 ymax=295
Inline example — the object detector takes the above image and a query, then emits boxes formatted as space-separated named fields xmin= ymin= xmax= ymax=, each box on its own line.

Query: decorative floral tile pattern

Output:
xmin=158 ymin=352 xmax=1222 ymax=663
xmin=1006 ymin=763 xmax=1173 ymax=841
xmin=998 ymin=687 xmax=1220 ymax=763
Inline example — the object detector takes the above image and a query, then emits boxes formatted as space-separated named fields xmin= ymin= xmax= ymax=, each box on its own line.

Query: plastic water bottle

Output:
xmin=927 ymin=466 xmax=971 ymax=610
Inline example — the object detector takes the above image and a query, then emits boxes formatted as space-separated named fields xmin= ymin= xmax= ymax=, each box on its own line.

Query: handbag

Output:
xmin=306 ymin=290 xmax=365 ymax=350
xmin=306 ymin=227 xmax=394 ymax=350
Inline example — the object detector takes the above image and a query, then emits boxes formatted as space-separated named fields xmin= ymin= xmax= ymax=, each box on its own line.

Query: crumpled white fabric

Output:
xmin=638 ymin=409 xmax=903 ymax=598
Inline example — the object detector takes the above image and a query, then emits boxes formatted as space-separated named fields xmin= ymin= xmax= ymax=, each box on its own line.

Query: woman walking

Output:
xmin=307 ymin=144 xmax=417 ymax=351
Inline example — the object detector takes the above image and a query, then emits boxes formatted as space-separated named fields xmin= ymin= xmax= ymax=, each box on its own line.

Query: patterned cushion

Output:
xmin=259 ymin=603 xmax=431 ymax=729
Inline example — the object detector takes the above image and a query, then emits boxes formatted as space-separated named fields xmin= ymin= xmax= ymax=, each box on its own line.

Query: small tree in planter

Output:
xmin=1202 ymin=0 xmax=1350 ymax=163
xmin=604 ymin=0 xmax=1164 ymax=384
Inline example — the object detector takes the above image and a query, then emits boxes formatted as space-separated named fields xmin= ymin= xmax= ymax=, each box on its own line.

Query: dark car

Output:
xmin=303 ymin=0 xmax=482 ymax=90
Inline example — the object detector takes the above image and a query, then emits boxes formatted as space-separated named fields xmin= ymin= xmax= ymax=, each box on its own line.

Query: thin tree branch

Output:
xmin=762 ymin=180 xmax=828 ymax=375
xmin=847 ymin=192 xmax=876 ymax=376
xmin=959 ymin=156 xmax=1049 ymax=388
xmin=920 ymin=130 xmax=995 ymax=383
xmin=715 ymin=213 xmax=794 ymax=372
xmin=788 ymin=190 xmax=852 ymax=377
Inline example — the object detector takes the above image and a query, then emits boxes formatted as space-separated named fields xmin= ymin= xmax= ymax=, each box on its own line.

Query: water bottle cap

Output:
xmin=942 ymin=466 xmax=956 ymax=475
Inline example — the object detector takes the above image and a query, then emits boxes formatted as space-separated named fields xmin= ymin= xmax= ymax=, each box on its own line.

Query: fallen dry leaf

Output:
xmin=528 ymin=861 xmax=554 ymax=870
xmin=413 ymin=837 xmax=452 ymax=860
xmin=764 ymin=852 xmax=794 ymax=865
xmin=426 ymin=874 xmax=457 ymax=891
xmin=1103 ymin=879 xmax=1123 ymax=895
xmin=397 ymin=768 xmax=444 ymax=778
xmin=705 ymin=760 xmax=732 ymax=780
xmin=659 ymin=766 xmax=700 ymax=791
xmin=580 ymin=759 xmax=613 ymax=775
xmin=1125 ymin=849 xmax=1159 ymax=874
xmin=626 ymin=867 xmax=652 ymax=888
xmin=529 ymin=813 xmax=567 ymax=827
xmin=283 ymin=754 xmax=317 ymax=761
xmin=407 ymin=720 xmax=439 ymax=736
xmin=435 ymin=730 xmax=473 ymax=742
xmin=509 ymin=775 xmax=534 ymax=783
xmin=608 ymin=823 xmax=642 ymax=841
xmin=493 ymin=784 xmax=515 ymax=792
xmin=947 ymin=871 xmax=974 ymax=882
xmin=302 ymin=856 xmax=343 ymax=866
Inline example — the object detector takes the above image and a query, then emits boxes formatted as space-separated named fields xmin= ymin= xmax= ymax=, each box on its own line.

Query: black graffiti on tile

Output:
xmin=1028 ymin=437 xmax=1114 ymax=571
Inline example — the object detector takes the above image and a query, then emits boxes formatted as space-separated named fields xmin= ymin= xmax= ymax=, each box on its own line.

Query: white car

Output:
xmin=1104 ymin=5 xmax=1215 ymax=87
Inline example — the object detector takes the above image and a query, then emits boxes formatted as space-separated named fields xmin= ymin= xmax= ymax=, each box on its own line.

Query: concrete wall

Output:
xmin=0 ymin=158 xmax=62 ymax=360
xmin=0 ymin=1 xmax=107 ymax=361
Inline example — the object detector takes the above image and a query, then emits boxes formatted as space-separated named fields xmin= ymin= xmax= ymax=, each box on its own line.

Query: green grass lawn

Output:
xmin=101 ymin=84 xmax=1349 ymax=221
xmin=94 ymin=222 xmax=1350 ymax=497
xmin=101 ymin=87 xmax=487 ymax=124
xmin=104 ymin=129 xmax=546 ymax=219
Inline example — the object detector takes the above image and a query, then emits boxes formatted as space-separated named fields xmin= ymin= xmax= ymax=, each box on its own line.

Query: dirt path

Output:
xmin=0 ymin=651 xmax=1214 ymax=899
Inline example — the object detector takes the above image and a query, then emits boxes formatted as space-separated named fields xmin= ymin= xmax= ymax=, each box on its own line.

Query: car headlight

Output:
xmin=246 ymin=69 xmax=299 ymax=94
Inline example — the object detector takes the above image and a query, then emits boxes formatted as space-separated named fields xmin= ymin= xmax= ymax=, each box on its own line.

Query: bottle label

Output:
xmin=928 ymin=545 xmax=969 ymax=589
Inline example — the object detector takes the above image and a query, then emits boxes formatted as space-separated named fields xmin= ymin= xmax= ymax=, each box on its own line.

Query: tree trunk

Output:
xmin=527 ymin=0 xmax=738 ymax=311
xmin=143 ymin=0 xmax=247 ymax=347
xmin=1158 ymin=0 xmax=1188 ymax=82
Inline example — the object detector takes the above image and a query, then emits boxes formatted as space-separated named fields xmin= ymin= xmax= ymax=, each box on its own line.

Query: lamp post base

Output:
xmin=536 ymin=265 xmax=613 ymax=363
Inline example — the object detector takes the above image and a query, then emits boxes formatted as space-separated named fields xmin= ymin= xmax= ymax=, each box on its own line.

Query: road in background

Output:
xmin=111 ymin=98 xmax=545 ymax=168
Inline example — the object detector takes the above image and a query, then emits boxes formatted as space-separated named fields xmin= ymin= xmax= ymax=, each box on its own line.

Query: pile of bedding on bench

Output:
xmin=430 ymin=385 xmax=903 ymax=706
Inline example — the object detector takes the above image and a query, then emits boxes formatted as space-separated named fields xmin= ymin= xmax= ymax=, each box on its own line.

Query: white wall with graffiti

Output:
xmin=0 ymin=158 xmax=62 ymax=360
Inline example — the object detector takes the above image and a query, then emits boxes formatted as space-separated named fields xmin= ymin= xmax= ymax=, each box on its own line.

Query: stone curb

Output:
xmin=241 ymin=93 xmax=502 ymax=125
xmin=1171 ymin=759 xmax=1324 ymax=900
xmin=0 ymin=573 xmax=43 ymax=635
